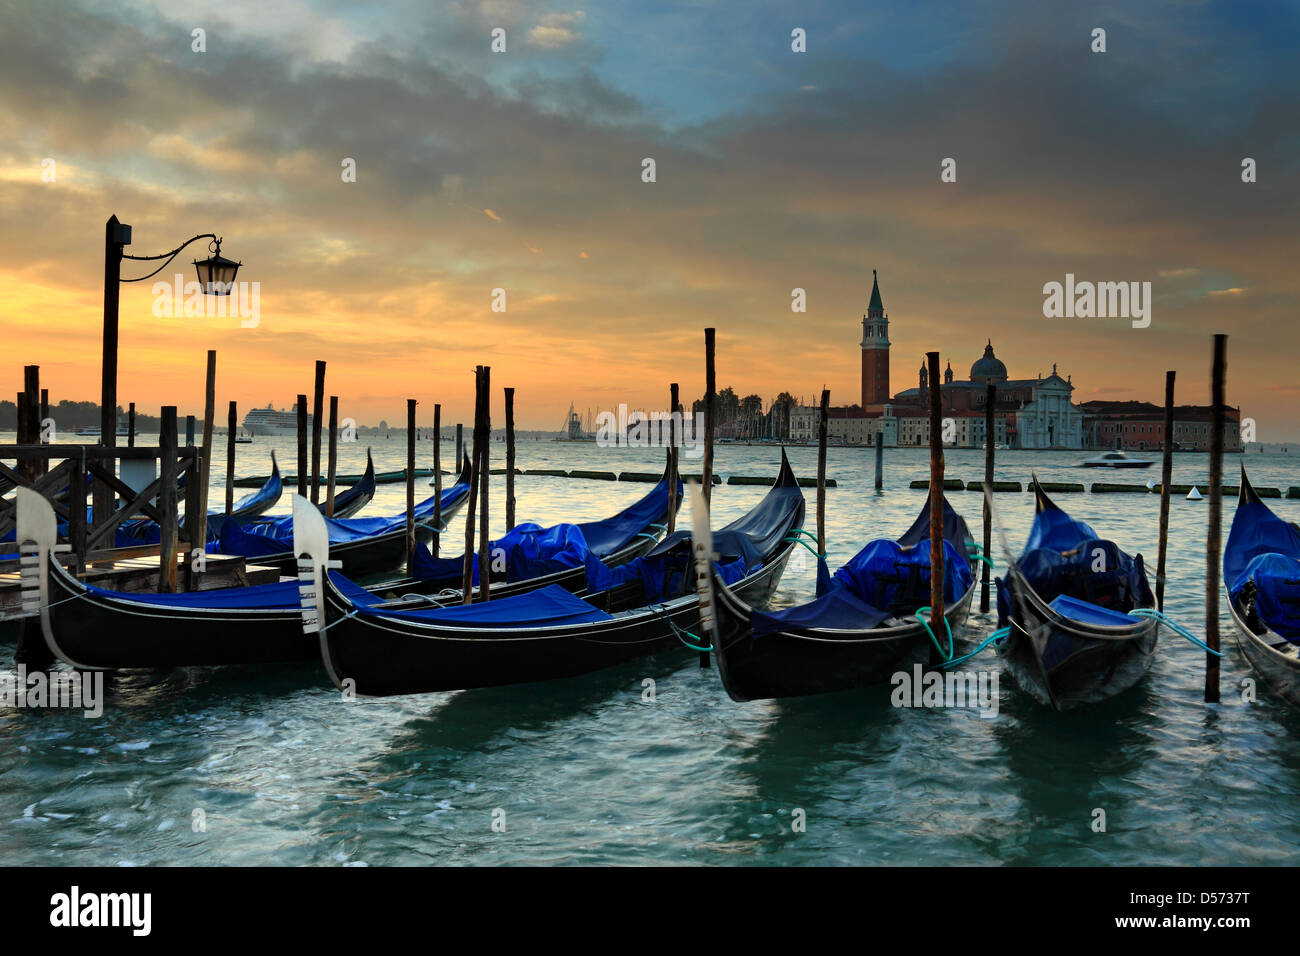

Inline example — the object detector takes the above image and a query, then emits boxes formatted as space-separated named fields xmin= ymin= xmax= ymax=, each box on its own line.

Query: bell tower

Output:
xmin=860 ymin=270 xmax=890 ymax=407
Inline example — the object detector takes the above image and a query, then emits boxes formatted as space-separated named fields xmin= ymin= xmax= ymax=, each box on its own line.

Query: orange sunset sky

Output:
xmin=2 ymin=1 xmax=1297 ymax=435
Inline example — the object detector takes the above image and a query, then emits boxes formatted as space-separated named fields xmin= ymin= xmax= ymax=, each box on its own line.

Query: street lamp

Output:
xmin=97 ymin=214 xmax=243 ymax=522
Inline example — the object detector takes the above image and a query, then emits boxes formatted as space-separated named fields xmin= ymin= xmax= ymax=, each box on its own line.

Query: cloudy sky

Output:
xmin=1 ymin=0 xmax=1296 ymax=434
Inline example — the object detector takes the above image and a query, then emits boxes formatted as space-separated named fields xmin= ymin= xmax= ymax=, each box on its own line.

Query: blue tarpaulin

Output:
xmin=1229 ymin=552 xmax=1300 ymax=641
xmin=354 ymin=582 xmax=613 ymax=628
xmin=217 ymin=480 xmax=470 ymax=557
xmin=753 ymin=586 xmax=893 ymax=638
xmin=1047 ymin=593 xmax=1139 ymax=628
xmin=83 ymin=571 xmax=379 ymax=609
xmin=997 ymin=495 xmax=1151 ymax=627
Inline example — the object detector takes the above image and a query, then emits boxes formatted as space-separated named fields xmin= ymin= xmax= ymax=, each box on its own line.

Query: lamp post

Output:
xmin=96 ymin=214 xmax=242 ymax=524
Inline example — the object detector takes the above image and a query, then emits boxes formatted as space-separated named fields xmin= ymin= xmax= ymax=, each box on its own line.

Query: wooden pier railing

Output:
xmin=0 ymin=408 xmax=203 ymax=591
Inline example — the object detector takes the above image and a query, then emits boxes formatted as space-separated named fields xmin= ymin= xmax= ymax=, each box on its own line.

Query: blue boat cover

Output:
xmin=1047 ymin=594 xmax=1138 ymax=628
xmin=84 ymin=570 xmax=379 ymax=609
xmin=1228 ymin=552 xmax=1300 ymax=641
xmin=830 ymin=538 xmax=973 ymax=610
xmin=354 ymin=582 xmax=613 ymax=628
xmin=996 ymin=496 xmax=1150 ymax=627
xmin=585 ymin=543 xmax=751 ymax=605
xmin=575 ymin=474 xmax=679 ymax=556
xmin=1224 ymin=498 xmax=1300 ymax=590
xmin=409 ymin=521 xmax=593 ymax=586
xmin=753 ymin=586 xmax=894 ymax=638
xmin=217 ymin=480 xmax=470 ymax=556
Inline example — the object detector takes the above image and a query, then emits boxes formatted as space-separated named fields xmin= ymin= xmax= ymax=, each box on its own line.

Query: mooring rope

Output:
xmin=1128 ymin=608 xmax=1223 ymax=656
xmin=783 ymin=535 xmax=826 ymax=560
xmin=914 ymin=606 xmax=954 ymax=662
xmin=940 ymin=626 xmax=1011 ymax=669
xmin=650 ymin=604 xmax=712 ymax=652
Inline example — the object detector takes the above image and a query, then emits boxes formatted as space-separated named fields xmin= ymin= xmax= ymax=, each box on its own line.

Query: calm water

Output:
xmin=3 ymin=438 xmax=1299 ymax=866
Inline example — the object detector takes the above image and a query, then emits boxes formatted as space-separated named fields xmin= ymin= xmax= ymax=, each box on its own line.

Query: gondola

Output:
xmin=698 ymin=493 xmax=977 ymax=702
xmin=215 ymin=455 xmax=474 ymax=575
xmin=323 ymin=448 xmax=376 ymax=519
xmin=995 ymin=476 xmax=1159 ymax=710
xmin=1224 ymin=466 xmax=1300 ymax=707
xmin=304 ymin=451 xmax=806 ymax=696
xmin=15 ymin=464 xmax=680 ymax=669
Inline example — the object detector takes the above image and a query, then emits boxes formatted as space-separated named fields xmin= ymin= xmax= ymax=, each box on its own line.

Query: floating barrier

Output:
xmin=964 ymin=480 xmax=1022 ymax=492
xmin=1035 ymin=482 xmax=1087 ymax=493
xmin=568 ymin=469 xmax=617 ymax=481
xmin=1091 ymin=482 xmax=1150 ymax=494
xmin=908 ymin=479 xmax=966 ymax=491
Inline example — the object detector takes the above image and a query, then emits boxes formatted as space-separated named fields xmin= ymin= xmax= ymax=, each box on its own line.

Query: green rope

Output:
xmin=788 ymin=528 xmax=820 ymax=542
xmin=1128 ymin=608 xmax=1223 ymax=657
xmin=940 ymin=626 xmax=1010 ymax=669
xmin=914 ymin=606 xmax=954 ymax=662
xmin=651 ymin=604 xmax=713 ymax=652
xmin=783 ymin=535 xmax=826 ymax=560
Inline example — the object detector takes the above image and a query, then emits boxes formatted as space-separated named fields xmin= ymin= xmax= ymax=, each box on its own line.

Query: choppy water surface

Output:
xmin=3 ymin=439 xmax=1298 ymax=865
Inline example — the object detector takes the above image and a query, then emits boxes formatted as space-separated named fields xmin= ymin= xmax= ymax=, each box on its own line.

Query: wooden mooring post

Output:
xmin=296 ymin=393 xmax=308 ymax=498
xmin=432 ymin=403 xmax=442 ymax=558
xmin=700 ymin=330 xmax=716 ymax=668
xmin=198 ymin=350 xmax=216 ymax=551
xmin=461 ymin=370 xmax=485 ymax=604
xmin=927 ymin=352 xmax=945 ymax=641
xmin=980 ymin=383 xmax=996 ymax=613
xmin=1157 ymin=371 xmax=1175 ymax=613
xmin=702 ymin=329 xmax=716 ymax=510
xmin=1206 ymin=336 xmax=1226 ymax=704
xmin=477 ymin=368 xmax=492 ymax=602
xmin=817 ymin=388 xmax=829 ymax=560
xmin=128 ymin=402 xmax=136 ymax=447
xmin=225 ymin=401 xmax=237 ymax=516
xmin=326 ymin=396 xmax=339 ymax=518
xmin=157 ymin=407 xmax=179 ymax=593
xmin=505 ymin=387 xmax=516 ymax=531
xmin=311 ymin=360 xmax=326 ymax=504
xmin=668 ymin=382 xmax=680 ymax=534
xmin=406 ymin=398 xmax=417 ymax=571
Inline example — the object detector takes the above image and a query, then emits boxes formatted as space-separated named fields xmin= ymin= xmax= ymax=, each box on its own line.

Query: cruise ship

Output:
xmin=242 ymin=404 xmax=313 ymax=437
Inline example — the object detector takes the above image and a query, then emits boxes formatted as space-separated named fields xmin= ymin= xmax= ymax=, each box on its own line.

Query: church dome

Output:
xmin=971 ymin=341 xmax=1008 ymax=383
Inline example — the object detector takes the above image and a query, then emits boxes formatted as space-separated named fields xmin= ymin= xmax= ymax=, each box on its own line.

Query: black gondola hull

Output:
xmin=40 ymin=559 xmax=310 ymax=668
xmin=319 ymin=544 xmax=796 ymax=696
xmin=999 ymin=570 xmax=1158 ymax=710
xmin=711 ymin=579 xmax=976 ymax=702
